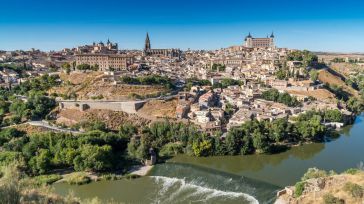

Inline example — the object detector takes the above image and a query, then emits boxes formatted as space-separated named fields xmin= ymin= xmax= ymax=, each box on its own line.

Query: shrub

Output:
xmin=33 ymin=174 xmax=62 ymax=185
xmin=345 ymin=168 xmax=359 ymax=175
xmin=65 ymin=172 xmax=91 ymax=185
xmin=323 ymin=193 xmax=344 ymax=204
xmin=100 ymin=173 xmax=123 ymax=181
xmin=343 ymin=182 xmax=363 ymax=198
xmin=301 ymin=168 xmax=328 ymax=181
xmin=159 ymin=143 xmax=184 ymax=157
xmin=294 ymin=181 xmax=305 ymax=197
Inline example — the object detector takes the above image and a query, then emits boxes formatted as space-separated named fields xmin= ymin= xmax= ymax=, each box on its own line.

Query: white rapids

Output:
xmin=149 ymin=176 xmax=259 ymax=204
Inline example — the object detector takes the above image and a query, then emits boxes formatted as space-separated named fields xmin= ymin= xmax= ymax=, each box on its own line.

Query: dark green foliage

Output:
xmin=120 ymin=75 xmax=175 ymax=89
xmin=323 ymin=194 xmax=345 ymax=204
xmin=0 ymin=129 xmax=130 ymax=175
xmin=213 ymin=78 xmax=242 ymax=89
xmin=294 ymin=181 xmax=305 ymax=197
xmin=81 ymin=120 xmax=107 ymax=132
xmin=0 ymin=128 xmax=25 ymax=146
xmin=73 ymin=144 xmax=113 ymax=171
xmin=324 ymin=109 xmax=343 ymax=122
xmin=345 ymin=168 xmax=359 ymax=175
xmin=346 ymin=97 xmax=363 ymax=113
xmin=12 ymin=74 xmax=60 ymax=96
xmin=159 ymin=142 xmax=184 ymax=157
xmin=185 ymin=78 xmax=211 ymax=90
xmin=343 ymin=182 xmax=363 ymax=198
xmin=76 ymin=63 xmax=99 ymax=71
xmin=275 ymin=69 xmax=288 ymax=80
xmin=287 ymin=50 xmax=318 ymax=67
xmin=211 ymin=63 xmax=225 ymax=72
xmin=262 ymin=89 xmax=300 ymax=107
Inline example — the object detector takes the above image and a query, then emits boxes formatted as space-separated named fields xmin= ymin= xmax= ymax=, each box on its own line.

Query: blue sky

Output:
xmin=1 ymin=0 xmax=364 ymax=52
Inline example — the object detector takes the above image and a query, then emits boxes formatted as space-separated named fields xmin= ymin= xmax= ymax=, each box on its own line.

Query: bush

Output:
xmin=159 ymin=142 xmax=184 ymax=157
xmin=100 ymin=173 xmax=123 ymax=181
xmin=65 ymin=172 xmax=91 ymax=185
xmin=343 ymin=182 xmax=363 ymax=198
xmin=323 ymin=193 xmax=345 ymax=204
xmin=33 ymin=174 xmax=62 ymax=185
xmin=345 ymin=168 xmax=359 ymax=175
xmin=301 ymin=168 xmax=328 ymax=181
xmin=294 ymin=181 xmax=305 ymax=197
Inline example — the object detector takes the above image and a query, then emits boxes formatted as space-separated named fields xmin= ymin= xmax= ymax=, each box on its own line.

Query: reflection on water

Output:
xmin=54 ymin=114 xmax=364 ymax=203
xmin=169 ymin=114 xmax=364 ymax=187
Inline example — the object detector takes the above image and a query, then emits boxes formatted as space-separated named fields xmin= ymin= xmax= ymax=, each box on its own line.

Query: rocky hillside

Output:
xmin=50 ymin=72 xmax=168 ymax=100
xmin=276 ymin=168 xmax=364 ymax=204
xmin=56 ymin=108 xmax=150 ymax=131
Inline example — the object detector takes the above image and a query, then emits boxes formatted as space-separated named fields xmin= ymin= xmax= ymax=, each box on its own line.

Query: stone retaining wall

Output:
xmin=59 ymin=100 xmax=145 ymax=114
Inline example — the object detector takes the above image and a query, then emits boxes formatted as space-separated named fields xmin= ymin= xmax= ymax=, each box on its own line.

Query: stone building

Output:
xmin=244 ymin=32 xmax=275 ymax=48
xmin=76 ymin=39 xmax=118 ymax=54
xmin=75 ymin=54 xmax=134 ymax=71
xmin=143 ymin=33 xmax=182 ymax=58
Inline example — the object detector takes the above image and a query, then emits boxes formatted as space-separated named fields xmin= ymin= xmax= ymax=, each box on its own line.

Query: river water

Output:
xmin=54 ymin=114 xmax=364 ymax=203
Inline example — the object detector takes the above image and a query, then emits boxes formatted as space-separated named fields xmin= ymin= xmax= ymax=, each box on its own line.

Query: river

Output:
xmin=54 ymin=114 xmax=364 ymax=203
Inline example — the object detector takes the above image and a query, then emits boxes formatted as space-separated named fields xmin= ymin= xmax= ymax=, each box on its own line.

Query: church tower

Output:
xmin=145 ymin=32 xmax=151 ymax=51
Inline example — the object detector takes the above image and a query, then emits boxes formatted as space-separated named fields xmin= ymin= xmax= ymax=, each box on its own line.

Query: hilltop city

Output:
xmin=1 ymin=32 xmax=364 ymax=203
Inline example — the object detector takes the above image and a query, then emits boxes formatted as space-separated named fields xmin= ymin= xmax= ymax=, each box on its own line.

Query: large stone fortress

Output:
xmin=244 ymin=32 xmax=275 ymax=48
xmin=143 ymin=33 xmax=182 ymax=58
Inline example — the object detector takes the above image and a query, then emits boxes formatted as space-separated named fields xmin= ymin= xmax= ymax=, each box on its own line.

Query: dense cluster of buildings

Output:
xmin=1 ymin=31 xmax=355 ymax=133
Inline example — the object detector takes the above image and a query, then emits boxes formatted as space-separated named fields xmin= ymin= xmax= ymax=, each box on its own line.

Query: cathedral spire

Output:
xmin=145 ymin=32 xmax=151 ymax=50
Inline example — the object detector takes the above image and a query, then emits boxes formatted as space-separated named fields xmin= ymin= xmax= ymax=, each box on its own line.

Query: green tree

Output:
xmin=192 ymin=140 xmax=212 ymax=157
xmin=29 ymin=149 xmax=52 ymax=174
xmin=309 ymin=69 xmax=319 ymax=82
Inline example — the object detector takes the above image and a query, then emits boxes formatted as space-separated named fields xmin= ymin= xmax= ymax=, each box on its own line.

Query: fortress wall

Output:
xmin=59 ymin=101 xmax=145 ymax=114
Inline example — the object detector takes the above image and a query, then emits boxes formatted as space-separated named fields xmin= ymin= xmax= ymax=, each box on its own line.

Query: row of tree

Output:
xmin=0 ymin=123 xmax=137 ymax=175
xmin=128 ymin=109 xmax=342 ymax=159
xmin=120 ymin=75 xmax=175 ymax=89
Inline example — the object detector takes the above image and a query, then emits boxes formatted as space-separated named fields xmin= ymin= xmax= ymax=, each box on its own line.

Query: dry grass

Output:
xmin=56 ymin=109 xmax=150 ymax=130
xmin=318 ymin=69 xmax=359 ymax=97
xmin=280 ymin=171 xmax=364 ymax=204
xmin=287 ymin=89 xmax=336 ymax=102
xmin=13 ymin=124 xmax=51 ymax=135
xmin=138 ymin=99 xmax=177 ymax=119
xmin=51 ymin=72 xmax=168 ymax=100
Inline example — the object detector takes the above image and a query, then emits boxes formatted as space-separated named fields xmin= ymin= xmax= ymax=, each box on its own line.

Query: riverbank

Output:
xmin=53 ymin=165 xmax=154 ymax=185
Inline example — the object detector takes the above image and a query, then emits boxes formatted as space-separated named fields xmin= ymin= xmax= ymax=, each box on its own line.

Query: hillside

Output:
xmin=137 ymin=99 xmax=177 ymax=119
xmin=50 ymin=72 xmax=169 ymax=100
xmin=56 ymin=108 xmax=150 ymax=130
xmin=276 ymin=168 xmax=364 ymax=204
xmin=287 ymin=89 xmax=336 ymax=102
xmin=318 ymin=69 xmax=359 ymax=97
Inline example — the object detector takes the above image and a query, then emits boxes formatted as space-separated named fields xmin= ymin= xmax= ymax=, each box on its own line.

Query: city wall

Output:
xmin=59 ymin=100 xmax=145 ymax=114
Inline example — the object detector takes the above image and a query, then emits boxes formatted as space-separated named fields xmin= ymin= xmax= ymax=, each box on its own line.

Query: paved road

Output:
xmin=27 ymin=120 xmax=83 ymax=134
